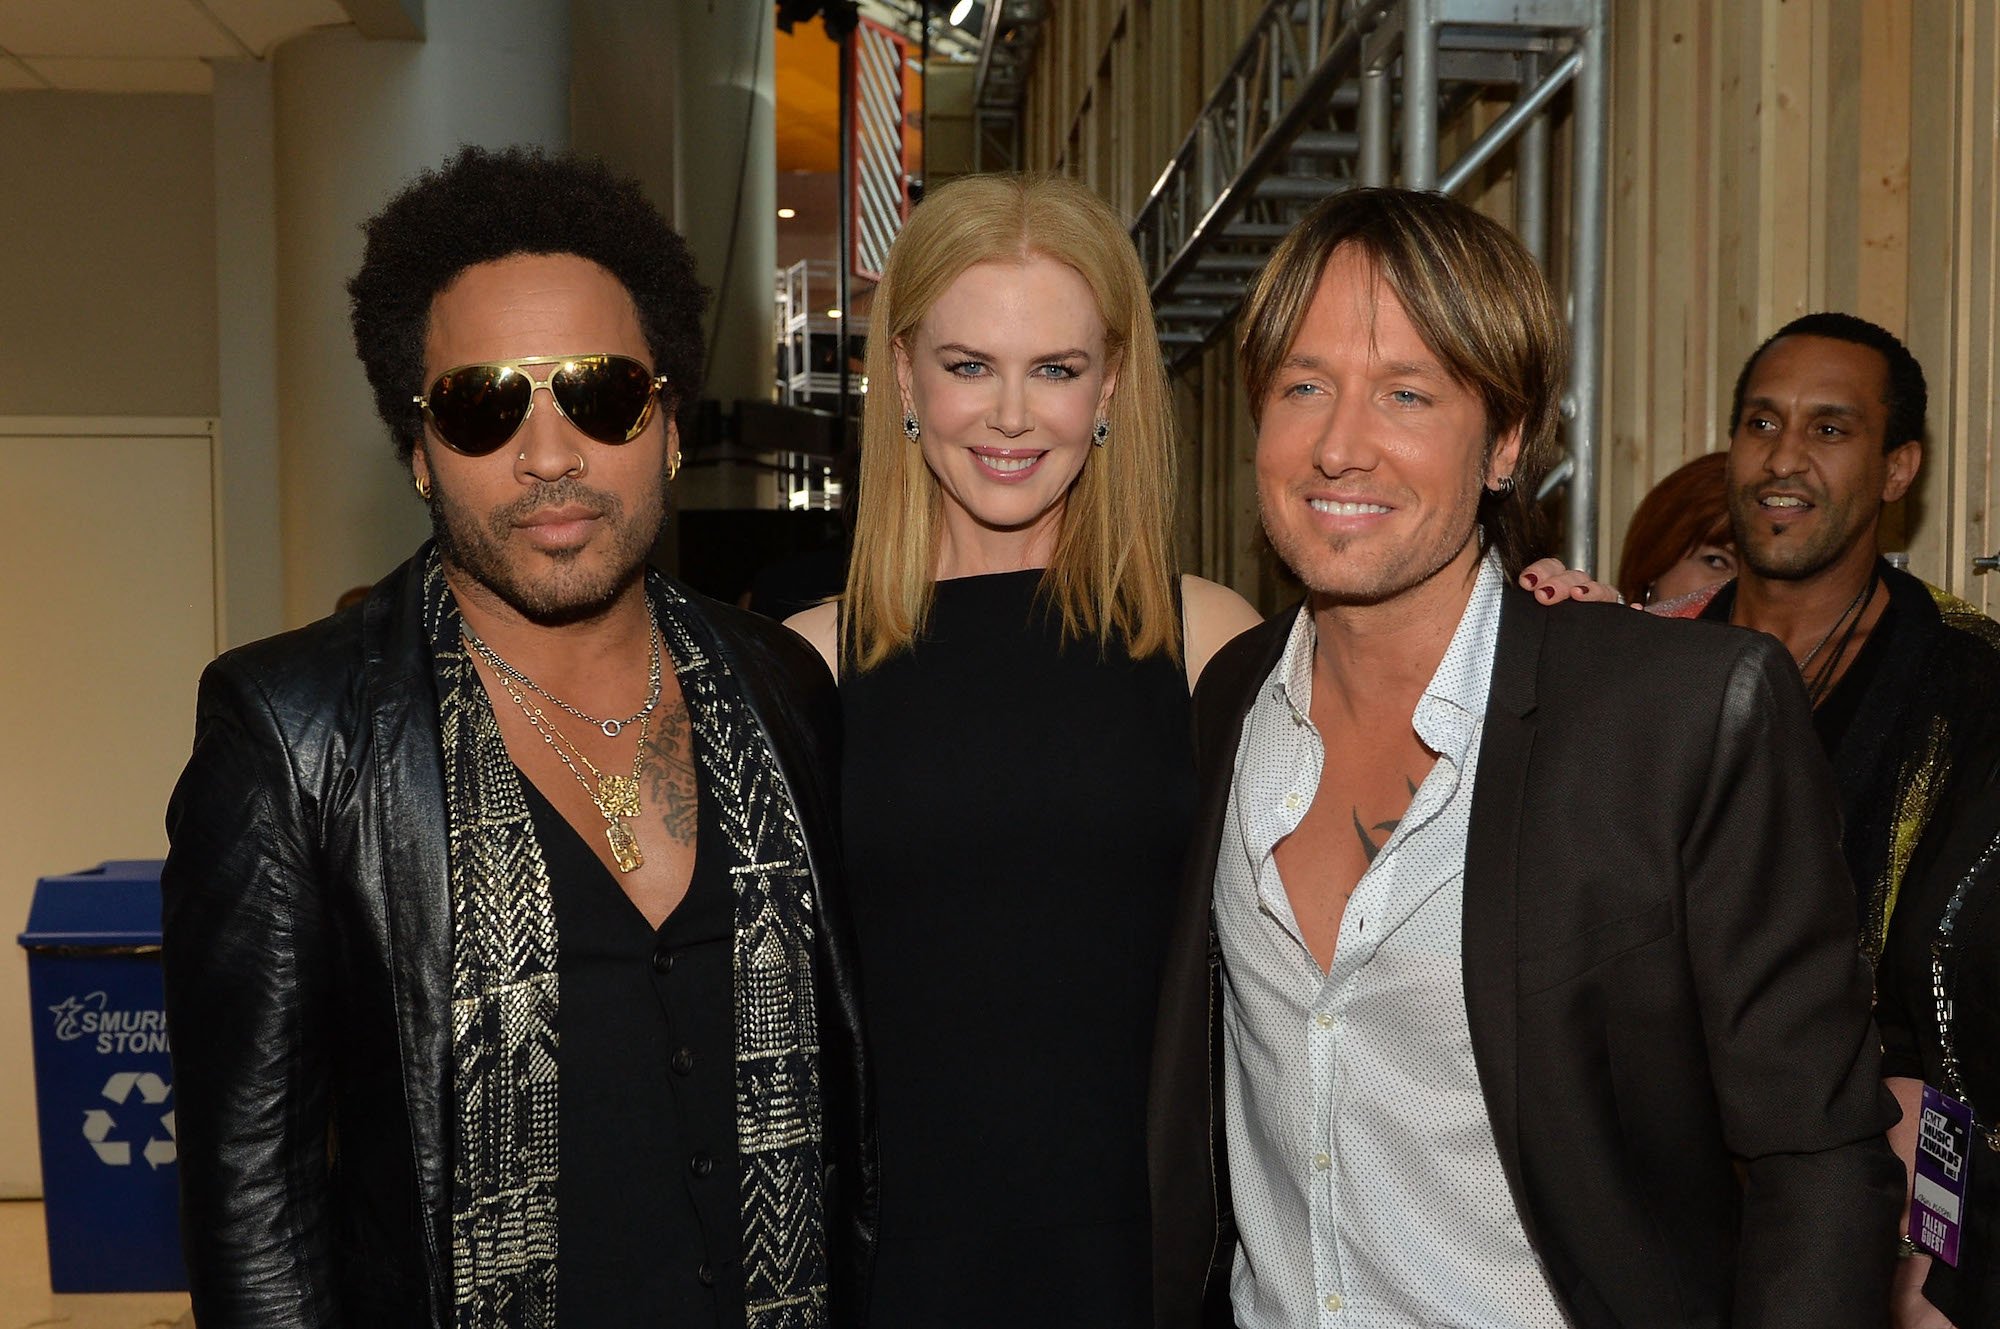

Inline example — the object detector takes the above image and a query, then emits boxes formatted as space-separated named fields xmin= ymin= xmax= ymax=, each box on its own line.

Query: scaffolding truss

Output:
xmin=1133 ymin=0 xmax=1609 ymax=572
xmin=971 ymin=0 xmax=1048 ymax=171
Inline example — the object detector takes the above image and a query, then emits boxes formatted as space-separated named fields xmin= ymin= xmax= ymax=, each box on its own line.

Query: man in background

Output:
xmin=1658 ymin=312 xmax=2000 ymax=960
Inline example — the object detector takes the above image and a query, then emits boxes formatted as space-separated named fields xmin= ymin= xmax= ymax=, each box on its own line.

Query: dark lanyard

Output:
xmin=1931 ymin=824 xmax=2000 ymax=1152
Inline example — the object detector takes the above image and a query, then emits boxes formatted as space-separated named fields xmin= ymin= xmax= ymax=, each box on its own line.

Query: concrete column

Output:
xmin=671 ymin=0 xmax=777 ymax=509
xmin=269 ymin=0 xmax=570 ymax=626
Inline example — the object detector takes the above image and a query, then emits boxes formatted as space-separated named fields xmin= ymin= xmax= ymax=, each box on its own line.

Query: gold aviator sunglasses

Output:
xmin=413 ymin=353 xmax=669 ymax=456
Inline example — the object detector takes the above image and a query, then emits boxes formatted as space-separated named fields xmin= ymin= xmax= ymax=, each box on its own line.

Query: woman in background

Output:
xmin=1615 ymin=450 xmax=1736 ymax=606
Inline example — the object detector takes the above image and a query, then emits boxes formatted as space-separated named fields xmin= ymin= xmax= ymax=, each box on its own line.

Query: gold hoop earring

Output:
xmin=667 ymin=450 xmax=682 ymax=482
xmin=414 ymin=473 xmax=431 ymax=500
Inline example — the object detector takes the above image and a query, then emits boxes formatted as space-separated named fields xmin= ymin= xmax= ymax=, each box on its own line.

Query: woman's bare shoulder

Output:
xmin=783 ymin=601 xmax=840 ymax=679
xmin=1180 ymin=575 xmax=1264 ymax=692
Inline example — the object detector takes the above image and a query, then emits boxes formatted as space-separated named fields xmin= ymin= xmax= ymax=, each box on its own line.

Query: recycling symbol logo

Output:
xmin=82 ymin=1071 xmax=175 ymax=1169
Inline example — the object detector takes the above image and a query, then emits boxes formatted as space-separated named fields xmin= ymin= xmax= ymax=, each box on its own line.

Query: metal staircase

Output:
xmin=971 ymin=0 xmax=1048 ymax=171
xmin=1130 ymin=0 xmax=1610 ymax=572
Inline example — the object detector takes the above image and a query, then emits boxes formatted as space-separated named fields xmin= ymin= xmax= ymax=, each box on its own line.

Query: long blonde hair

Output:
xmin=842 ymin=172 xmax=1180 ymax=670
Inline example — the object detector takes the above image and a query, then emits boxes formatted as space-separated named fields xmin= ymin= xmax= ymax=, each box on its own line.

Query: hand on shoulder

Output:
xmin=1181 ymin=575 xmax=1265 ymax=693
xmin=1519 ymin=556 xmax=1629 ymax=606
xmin=783 ymin=601 xmax=840 ymax=679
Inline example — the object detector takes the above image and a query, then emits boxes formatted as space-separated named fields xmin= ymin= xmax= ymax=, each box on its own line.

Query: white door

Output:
xmin=0 ymin=418 xmax=219 ymax=1196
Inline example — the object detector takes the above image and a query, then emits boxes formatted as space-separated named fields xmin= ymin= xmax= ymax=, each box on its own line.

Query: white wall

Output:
xmin=0 ymin=418 xmax=220 ymax=1198
xmin=0 ymin=93 xmax=218 ymax=417
xmin=212 ymin=63 xmax=285 ymax=648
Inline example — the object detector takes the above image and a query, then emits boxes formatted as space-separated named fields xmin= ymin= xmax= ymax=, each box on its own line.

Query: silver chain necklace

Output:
xmin=462 ymin=602 xmax=663 ymax=737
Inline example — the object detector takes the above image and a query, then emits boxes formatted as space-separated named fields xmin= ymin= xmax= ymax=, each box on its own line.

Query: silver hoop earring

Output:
xmin=1091 ymin=418 xmax=1110 ymax=447
xmin=903 ymin=413 xmax=921 ymax=443
xmin=1489 ymin=474 xmax=1516 ymax=496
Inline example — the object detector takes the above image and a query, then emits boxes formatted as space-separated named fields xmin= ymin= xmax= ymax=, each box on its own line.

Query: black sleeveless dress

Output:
xmin=841 ymin=571 xmax=1196 ymax=1327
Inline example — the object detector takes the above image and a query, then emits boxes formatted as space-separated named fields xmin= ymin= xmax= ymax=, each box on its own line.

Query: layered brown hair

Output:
xmin=1238 ymin=187 xmax=1567 ymax=575
xmin=1615 ymin=451 xmax=1732 ymax=603
xmin=842 ymin=173 xmax=1181 ymax=670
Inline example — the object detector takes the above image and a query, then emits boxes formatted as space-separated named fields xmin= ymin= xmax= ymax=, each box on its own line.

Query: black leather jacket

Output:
xmin=161 ymin=550 xmax=876 ymax=1327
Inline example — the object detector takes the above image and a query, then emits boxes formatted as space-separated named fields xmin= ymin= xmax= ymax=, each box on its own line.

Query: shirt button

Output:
xmin=671 ymin=1047 xmax=696 ymax=1076
xmin=1283 ymin=793 xmax=1303 ymax=811
xmin=1323 ymin=1293 xmax=1342 ymax=1311
xmin=1313 ymin=1151 xmax=1330 ymax=1170
xmin=1314 ymin=1012 xmax=1333 ymax=1029
xmin=689 ymin=1151 xmax=715 ymax=1178
xmin=697 ymin=1260 xmax=715 ymax=1286
xmin=651 ymin=947 xmax=675 ymax=976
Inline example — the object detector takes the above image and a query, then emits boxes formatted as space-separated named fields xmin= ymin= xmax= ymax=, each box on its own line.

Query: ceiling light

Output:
xmin=949 ymin=0 xmax=974 ymax=26
xmin=777 ymin=207 xmax=796 ymax=219
xmin=827 ymin=308 xmax=843 ymax=319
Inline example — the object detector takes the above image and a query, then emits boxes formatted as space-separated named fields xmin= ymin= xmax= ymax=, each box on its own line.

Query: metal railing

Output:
xmin=1131 ymin=0 xmax=1610 ymax=572
xmin=775 ymin=260 xmax=869 ymax=407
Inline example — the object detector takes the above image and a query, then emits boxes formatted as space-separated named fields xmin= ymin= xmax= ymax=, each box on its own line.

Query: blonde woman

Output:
xmin=787 ymin=173 xmax=1259 ymax=1325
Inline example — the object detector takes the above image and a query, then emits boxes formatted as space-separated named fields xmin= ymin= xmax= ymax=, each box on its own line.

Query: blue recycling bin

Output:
xmin=18 ymin=860 xmax=185 ymax=1293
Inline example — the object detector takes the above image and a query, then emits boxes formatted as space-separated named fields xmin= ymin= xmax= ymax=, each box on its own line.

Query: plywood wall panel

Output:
xmin=1854 ymin=0 xmax=1910 ymax=334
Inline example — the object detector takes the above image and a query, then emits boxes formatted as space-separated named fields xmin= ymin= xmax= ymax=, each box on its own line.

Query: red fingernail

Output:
xmin=1523 ymin=571 xmax=1540 ymax=587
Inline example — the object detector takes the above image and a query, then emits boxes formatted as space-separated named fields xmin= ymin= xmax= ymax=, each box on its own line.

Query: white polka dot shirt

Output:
xmin=1215 ymin=554 xmax=1571 ymax=1328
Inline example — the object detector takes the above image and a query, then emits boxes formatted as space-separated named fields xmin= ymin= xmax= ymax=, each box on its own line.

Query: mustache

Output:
xmin=489 ymin=478 xmax=622 ymax=526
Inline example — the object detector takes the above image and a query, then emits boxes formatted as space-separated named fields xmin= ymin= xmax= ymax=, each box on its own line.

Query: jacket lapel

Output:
xmin=1462 ymin=584 xmax=1542 ymax=1246
xmin=1151 ymin=604 xmax=1299 ymax=1329
xmin=362 ymin=557 xmax=456 ymax=1303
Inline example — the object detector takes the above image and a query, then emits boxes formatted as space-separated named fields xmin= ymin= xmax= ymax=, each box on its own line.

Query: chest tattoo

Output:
xmin=638 ymin=699 xmax=699 ymax=846
xmin=1351 ymin=775 xmax=1421 ymax=864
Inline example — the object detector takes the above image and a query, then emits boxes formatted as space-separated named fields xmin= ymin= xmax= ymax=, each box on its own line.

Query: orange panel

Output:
xmin=776 ymin=16 xmax=843 ymax=173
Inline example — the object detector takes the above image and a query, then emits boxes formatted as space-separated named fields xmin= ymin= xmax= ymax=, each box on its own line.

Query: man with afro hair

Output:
xmin=162 ymin=146 xmax=874 ymax=1329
